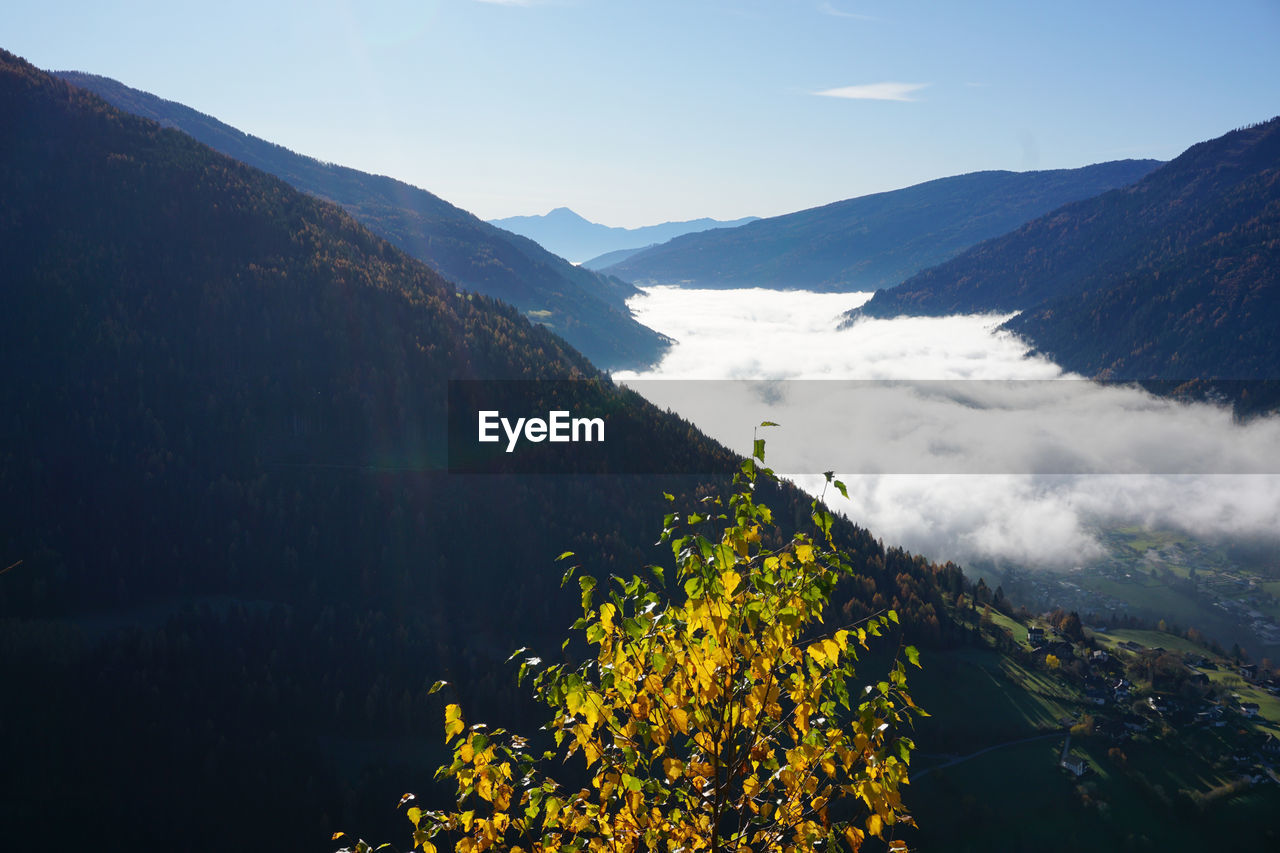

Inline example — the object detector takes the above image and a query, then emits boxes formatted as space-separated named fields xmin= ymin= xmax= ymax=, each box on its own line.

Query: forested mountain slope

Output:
xmin=604 ymin=161 xmax=1160 ymax=291
xmin=56 ymin=70 xmax=666 ymax=370
xmin=0 ymin=50 xmax=962 ymax=852
xmin=848 ymin=118 xmax=1280 ymax=409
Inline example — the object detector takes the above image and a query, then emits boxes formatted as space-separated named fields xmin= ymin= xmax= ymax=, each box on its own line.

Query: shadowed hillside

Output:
xmin=56 ymin=70 xmax=667 ymax=371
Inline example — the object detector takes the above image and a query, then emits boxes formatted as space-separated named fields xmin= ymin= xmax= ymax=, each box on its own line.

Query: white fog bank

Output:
xmin=614 ymin=286 xmax=1280 ymax=569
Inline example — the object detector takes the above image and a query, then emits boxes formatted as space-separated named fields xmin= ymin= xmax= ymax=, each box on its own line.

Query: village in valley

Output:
xmin=972 ymin=525 xmax=1280 ymax=663
xmin=905 ymin=578 xmax=1280 ymax=850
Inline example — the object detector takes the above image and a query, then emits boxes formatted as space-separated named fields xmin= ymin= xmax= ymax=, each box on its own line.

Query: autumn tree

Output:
xmin=341 ymin=435 xmax=923 ymax=853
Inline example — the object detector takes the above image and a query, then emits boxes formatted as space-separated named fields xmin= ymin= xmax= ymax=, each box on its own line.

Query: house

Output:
xmin=1122 ymin=713 xmax=1148 ymax=733
xmin=1240 ymin=702 xmax=1260 ymax=719
xmin=1240 ymin=664 xmax=1259 ymax=681
xmin=1061 ymin=756 xmax=1089 ymax=777
xmin=1027 ymin=626 xmax=1046 ymax=645
xmin=1261 ymin=733 xmax=1280 ymax=756
xmin=1060 ymin=735 xmax=1090 ymax=777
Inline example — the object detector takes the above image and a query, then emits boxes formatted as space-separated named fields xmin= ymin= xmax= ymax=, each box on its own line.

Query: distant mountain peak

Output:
xmin=489 ymin=208 xmax=761 ymax=265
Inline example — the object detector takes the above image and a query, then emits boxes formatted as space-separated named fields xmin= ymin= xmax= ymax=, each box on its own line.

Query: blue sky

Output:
xmin=8 ymin=1 xmax=1280 ymax=226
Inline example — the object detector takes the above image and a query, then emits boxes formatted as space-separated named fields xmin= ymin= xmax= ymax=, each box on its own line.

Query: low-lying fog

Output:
xmin=615 ymin=286 xmax=1280 ymax=569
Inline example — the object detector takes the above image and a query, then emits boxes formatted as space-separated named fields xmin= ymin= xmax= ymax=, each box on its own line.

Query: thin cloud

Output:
xmin=818 ymin=2 xmax=879 ymax=21
xmin=814 ymin=82 xmax=930 ymax=102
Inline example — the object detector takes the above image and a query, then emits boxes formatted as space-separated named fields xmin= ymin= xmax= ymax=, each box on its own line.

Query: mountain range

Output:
xmin=848 ymin=117 xmax=1280 ymax=408
xmin=488 ymin=207 xmax=758 ymax=266
xmin=1 ymin=50 xmax=963 ymax=851
xmin=602 ymin=161 xmax=1163 ymax=291
xmin=55 ymin=71 xmax=667 ymax=371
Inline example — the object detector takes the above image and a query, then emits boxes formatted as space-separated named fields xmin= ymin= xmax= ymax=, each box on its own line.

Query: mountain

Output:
xmin=488 ymin=206 xmax=758 ymax=265
xmin=581 ymin=244 xmax=652 ymax=269
xmin=849 ymin=118 xmax=1280 ymax=406
xmin=0 ymin=51 xmax=963 ymax=852
xmin=602 ymin=161 xmax=1162 ymax=291
xmin=54 ymin=71 xmax=666 ymax=371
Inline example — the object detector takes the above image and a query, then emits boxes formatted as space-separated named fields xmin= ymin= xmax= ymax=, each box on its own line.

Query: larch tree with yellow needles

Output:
xmin=339 ymin=433 xmax=923 ymax=853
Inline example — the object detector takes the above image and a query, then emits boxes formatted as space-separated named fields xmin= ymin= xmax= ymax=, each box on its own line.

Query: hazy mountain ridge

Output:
xmin=603 ymin=161 xmax=1162 ymax=291
xmin=55 ymin=70 xmax=666 ymax=371
xmin=489 ymin=206 xmax=758 ymax=264
xmin=581 ymin=244 xmax=652 ymax=270
xmin=849 ymin=118 xmax=1280 ymax=408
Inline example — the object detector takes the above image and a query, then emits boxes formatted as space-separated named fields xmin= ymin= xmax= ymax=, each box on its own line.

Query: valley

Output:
xmin=2 ymin=8 xmax=1279 ymax=848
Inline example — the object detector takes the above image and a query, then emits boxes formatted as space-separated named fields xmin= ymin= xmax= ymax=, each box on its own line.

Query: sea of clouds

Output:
xmin=614 ymin=286 xmax=1280 ymax=569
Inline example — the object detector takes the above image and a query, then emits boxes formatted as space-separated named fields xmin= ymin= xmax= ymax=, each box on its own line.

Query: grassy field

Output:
xmin=908 ymin=643 xmax=1079 ymax=753
xmin=1092 ymin=627 xmax=1208 ymax=656
xmin=905 ymin=727 xmax=1280 ymax=852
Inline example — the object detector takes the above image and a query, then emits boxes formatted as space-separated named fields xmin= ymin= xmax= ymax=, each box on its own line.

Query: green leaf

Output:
xmin=556 ymin=551 xmax=575 ymax=562
xmin=759 ymin=420 xmax=779 ymax=427
xmin=427 ymin=680 xmax=447 ymax=695
xmin=905 ymin=645 xmax=921 ymax=668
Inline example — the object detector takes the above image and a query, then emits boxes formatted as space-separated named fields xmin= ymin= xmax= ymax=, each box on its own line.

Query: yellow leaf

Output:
xmin=445 ymin=704 xmax=465 ymax=741
xmin=807 ymin=642 xmax=828 ymax=666
xmin=795 ymin=543 xmax=814 ymax=564
xmin=663 ymin=757 xmax=684 ymax=781
xmin=669 ymin=706 xmax=689 ymax=734
xmin=867 ymin=813 xmax=883 ymax=837
xmin=495 ymin=784 xmax=513 ymax=811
